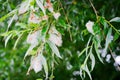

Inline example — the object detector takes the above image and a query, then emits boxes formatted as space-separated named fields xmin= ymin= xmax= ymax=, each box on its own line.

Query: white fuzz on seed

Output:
xmin=19 ymin=1 xmax=29 ymax=14
xmin=85 ymin=21 xmax=94 ymax=35
xmin=106 ymin=54 xmax=111 ymax=63
xmin=53 ymin=12 xmax=61 ymax=20
xmin=48 ymin=6 xmax=54 ymax=13
xmin=49 ymin=27 xmax=62 ymax=47
xmin=30 ymin=54 xmax=42 ymax=73
xmin=115 ymin=56 xmax=120 ymax=65
xmin=28 ymin=13 xmax=40 ymax=23
xmin=27 ymin=30 xmax=40 ymax=46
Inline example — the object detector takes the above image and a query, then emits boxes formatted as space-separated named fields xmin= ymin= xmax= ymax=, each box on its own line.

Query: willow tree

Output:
xmin=0 ymin=0 xmax=120 ymax=80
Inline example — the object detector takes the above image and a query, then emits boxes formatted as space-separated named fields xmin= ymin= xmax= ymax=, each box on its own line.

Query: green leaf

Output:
xmin=86 ymin=36 xmax=92 ymax=55
xmin=81 ymin=29 xmax=89 ymax=36
xmin=47 ymin=40 xmax=62 ymax=59
xmin=41 ymin=26 xmax=48 ymax=35
xmin=30 ymin=0 xmax=35 ymax=6
xmin=36 ymin=0 xmax=46 ymax=15
xmin=93 ymin=37 xmax=103 ymax=63
xmin=110 ymin=17 xmax=120 ymax=22
xmin=90 ymin=53 xmax=95 ymax=71
xmin=99 ymin=17 xmax=108 ymax=29
xmin=58 ymin=19 xmax=67 ymax=29
xmin=36 ymin=79 xmax=43 ymax=80
xmin=81 ymin=64 xmax=92 ymax=80
xmin=103 ymin=28 xmax=112 ymax=57
xmin=5 ymin=34 xmax=12 ymax=47
xmin=113 ymin=32 xmax=119 ymax=41
xmin=40 ymin=54 xmax=48 ymax=79
xmin=41 ymin=26 xmax=49 ymax=41
xmin=7 ymin=14 xmax=16 ymax=31
xmin=15 ymin=22 xmax=27 ymax=29
xmin=29 ymin=50 xmax=36 ymax=56
xmin=93 ymin=23 xmax=101 ymax=35
xmin=78 ymin=47 xmax=90 ymax=57
xmin=80 ymin=68 xmax=85 ymax=80
xmin=99 ymin=17 xmax=105 ymax=25
xmin=13 ymin=33 xmax=23 ymax=49
xmin=0 ymin=9 xmax=17 ymax=22
xmin=24 ymin=45 xmax=36 ymax=59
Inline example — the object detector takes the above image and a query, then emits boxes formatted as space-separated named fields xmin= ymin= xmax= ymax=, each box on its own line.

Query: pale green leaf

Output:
xmin=24 ymin=44 xmax=36 ymax=59
xmin=47 ymin=40 xmax=62 ymax=58
xmin=36 ymin=79 xmax=43 ymax=80
xmin=78 ymin=46 xmax=90 ymax=57
xmin=5 ymin=34 xmax=12 ymax=47
xmin=113 ymin=32 xmax=119 ymax=41
xmin=93 ymin=38 xmax=103 ymax=63
xmin=80 ymin=69 xmax=84 ymax=80
xmin=15 ymin=22 xmax=27 ymax=29
xmin=36 ymin=0 xmax=46 ymax=15
xmin=110 ymin=17 xmax=120 ymax=22
xmin=89 ymin=44 xmax=95 ymax=71
xmin=86 ymin=36 xmax=92 ymax=55
xmin=0 ymin=9 xmax=17 ymax=22
xmin=13 ymin=33 xmax=23 ymax=49
xmin=7 ymin=14 xmax=16 ymax=31
xmin=103 ymin=28 xmax=112 ymax=57
xmin=81 ymin=64 xmax=92 ymax=80
xmin=90 ymin=53 xmax=95 ymax=71
xmin=40 ymin=54 xmax=48 ymax=79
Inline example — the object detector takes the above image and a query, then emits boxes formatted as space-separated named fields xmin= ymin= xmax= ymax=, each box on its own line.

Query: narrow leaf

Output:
xmin=90 ymin=53 xmax=95 ymax=71
xmin=102 ymin=28 xmax=112 ymax=57
xmin=36 ymin=0 xmax=46 ymax=15
xmin=40 ymin=54 xmax=48 ymax=79
xmin=78 ymin=47 xmax=90 ymax=57
xmin=15 ymin=22 xmax=27 ymax=29
xmin=47 ymin=40 xmax=62 ymax=58
xmin=113 ymin=32 xmax=119 ymax=41
xmin=93 ymin=39 xmax=103 ymax=63
xmin=7 ymin=14 xmax=16 ymax=31
xmin=110 ymin=17 xmax=120 ymax=22
xmin=82 ymin=65 xmax=92 ymax=80
xmin=0 ymin=9 xmax=17 ymax=22
xmin=80 ymin=69 xmax=84 ymax=80
xmin=36 ymin=79 xmax=43 ymax=80
xmin=24 ymin=44 xmax=36 ymax=59
xmin=5 ymin=34 xmax=12 ymax=47
xmin=86 ymin=36 xmax=92 ymax=55
xmin=13 ymin=33 xmax=23 ymax=49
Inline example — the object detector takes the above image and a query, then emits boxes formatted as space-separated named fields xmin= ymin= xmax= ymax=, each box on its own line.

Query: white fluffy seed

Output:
xmin=85 ymin=21 xmax=94 ymax=35
xmin=115 ymin=56 xmax=120 ymax=65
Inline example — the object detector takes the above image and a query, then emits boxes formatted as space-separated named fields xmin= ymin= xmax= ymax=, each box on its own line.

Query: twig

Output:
xmin=89 ymin=0 xmax=98 ymax=19
xmin=58 ymin=0 xmax=73 ymax=41
xmin=105 ymin=20 xmax=120 ymax=35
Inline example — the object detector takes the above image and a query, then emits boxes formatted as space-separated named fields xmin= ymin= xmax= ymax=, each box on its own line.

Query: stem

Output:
xmin=58 ymin=0 xmax=72 ymax=41
xmin=106 ymin=20 xmax=120 ymax=35
xmin=89 ymin=0 xmax=98 ymax=20
xmin=108 ymin=46 xmax=115 ymax=61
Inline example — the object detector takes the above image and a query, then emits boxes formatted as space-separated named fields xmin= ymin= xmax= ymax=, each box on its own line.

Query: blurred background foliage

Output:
xmin=0 ymin=0 xmax=120 ymax=80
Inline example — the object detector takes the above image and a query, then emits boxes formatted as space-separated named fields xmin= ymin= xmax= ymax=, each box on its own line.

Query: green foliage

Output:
xmin=0 ymin=0 xmax=120 ymax=80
